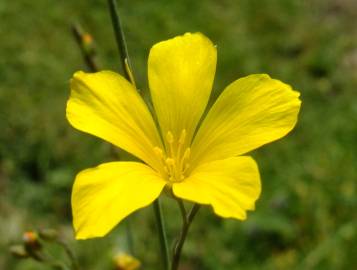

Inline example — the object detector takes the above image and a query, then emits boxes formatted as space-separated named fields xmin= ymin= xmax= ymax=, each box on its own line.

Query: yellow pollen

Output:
xmin=153 ymin=129 xmax=191 ymax=183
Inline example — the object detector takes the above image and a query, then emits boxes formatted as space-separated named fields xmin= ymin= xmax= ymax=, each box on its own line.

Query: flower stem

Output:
xmin=57 ymin=239 xmax=80 ymax=270
xmin=125 ymin=219 xmax=135 ymax=255
xmin=153 ymin=199 xmax=170 ymax=270
xmin=107 ymin=2 xmax=169 ymax=268
xmin=107 ymin=0 xmax=139 ymax=257
xmin=171 ymin=203 xmax=200 ymax=270
xmin=107 ymin=0 xmax=136 ymax=85
xmin=71 ymin=23 xmax=99 ymax=72
xmin=72 ymin=5 xmax=137 ymax=258
xmin=177 ymin=199 xmax=187 ymax=227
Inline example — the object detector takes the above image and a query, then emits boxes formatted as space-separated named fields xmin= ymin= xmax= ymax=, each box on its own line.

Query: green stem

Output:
xmin=30 ymin=249 xmax=69 ymax=270
xmin=125 ymin=220 xmax=135 ymax=255
xmin=57 ymin=240 xmax=80 ymax=270
xmin=72 ymin=5 xmax=137 ymax=259
xmin=46 ymin=261 xmax=70 ymax=270
xmin=107 ymin=0 xmax=141 ymax=256
xmin=71 ymin=23 xmax=99 ymax=72
xmin=153 ymin=199 xmax=170 ymax=270
xmin=176 ymin=199 xmax=187 ymax=226
xmin=107 ymin=2 xmax=169 ymax=269
xmin=171 ymin=204 xmax=200 ymax=270
xmin=107 ymin=0 xmax=136 ymax=85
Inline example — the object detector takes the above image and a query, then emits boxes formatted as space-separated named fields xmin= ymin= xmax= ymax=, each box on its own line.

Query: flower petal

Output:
xmin=191 ymin=74 xmax=301 ymax=166
xmin=67 ymin=71 xmax=163 ymax=170
xmin=173 ymin=156 xmax=261 ymax=219
xmin=72 ymin=162 xmax=166 ymax=239
xmin=148 ymin=33 xmax=217 ymax=147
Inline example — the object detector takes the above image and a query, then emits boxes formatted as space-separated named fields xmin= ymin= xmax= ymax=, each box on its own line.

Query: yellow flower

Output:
xmin=67 ymin=33 xmax=301 ymax=239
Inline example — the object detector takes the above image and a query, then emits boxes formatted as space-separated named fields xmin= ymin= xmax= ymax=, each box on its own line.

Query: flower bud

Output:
xmin=9 ymin=245 xmax=29 ymax=259
xmin=113 ymin=252 xmax=141 ymax=270
xmin=23 ymin=231 xmax=41 ymax=250
xmin=38 ymin=228 xmax=59 ymax=241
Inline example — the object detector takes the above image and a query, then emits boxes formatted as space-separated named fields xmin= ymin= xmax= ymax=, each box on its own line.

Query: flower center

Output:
xmin=154 ymin=129 xmax=191 ymax=183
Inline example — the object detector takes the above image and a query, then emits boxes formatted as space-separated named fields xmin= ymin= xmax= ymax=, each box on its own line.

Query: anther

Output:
xmin=178 ymin=129 xmax=187 ymax=145
xmin=165 ymin=158 xmax=175 ymax=167
xmin=154 ymin=147 xmax=164 ymax=158
xmin=183 ymin=148 xmax=191 ymax=160
xmin=183 ymin=163 xmax=190 ymax=173
xmin=166 ymin=131 xmax=174 ymax=144
xmin=159 ymin=129 xmax=192 ymax=183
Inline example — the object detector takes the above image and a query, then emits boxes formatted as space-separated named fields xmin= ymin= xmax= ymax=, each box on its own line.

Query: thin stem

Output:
xmin=153 ymin=199 xmax=170 ymax=270
xmin=171 ymin=204 xmax=200 ymax=270
xmin=176 ymin=199 xmax=187 ymax=226
xmin=57 ymin=240 xmax=80 ymax=270
xmin=45 ymin=261 xmax=70 ymax=270
xmin=107 ymin=0 xmax=136 ymax=85
xmin=125 ymin=220 xmax=135 ymax=255
xmin=72 ymin=18 xmax=136 ymax=259
xmin=107 ymin=2 xmax=169 ymax=269
xmin=71 ymin=23 xmax=99 ymax=72
xmin=31 ymin=249 xmax=70 ymax=270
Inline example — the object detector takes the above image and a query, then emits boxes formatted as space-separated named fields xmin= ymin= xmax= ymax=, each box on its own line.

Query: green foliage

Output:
xmin=1 ymin=0 xmax=356 ymax=269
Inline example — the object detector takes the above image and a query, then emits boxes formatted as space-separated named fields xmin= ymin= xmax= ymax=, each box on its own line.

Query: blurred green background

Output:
xmin=1 ymin=0 xmax=356 ymax=269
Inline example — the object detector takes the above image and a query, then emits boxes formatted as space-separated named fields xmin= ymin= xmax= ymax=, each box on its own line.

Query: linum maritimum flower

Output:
xmin=67 ymin=33 xmax=301 ymax=239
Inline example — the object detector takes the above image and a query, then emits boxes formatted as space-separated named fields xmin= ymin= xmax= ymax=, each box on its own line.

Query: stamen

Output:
xmin=165 ymin=158 xmax=178 ymax=180
xmin=183 ymin=148 xmax=191 ymax=160
xmin=155 ymin=129 xmax=192 ymax=183
xmin=166 ymin=131 xmax=174 ymax=144
xmin=174 ymin=129 xmax=187 ymax=168
xmin=165 ymin=158 xmax=175 ymax=167
xmin=178 ymin=129 xmax=187 ymax=145
xmin=154 ymin=147 xmax=164 ymax=159
xmin=183 ymin=163 xmax=190 ymax=174
xmin=166 ymin=131 xmax=175 ymax=158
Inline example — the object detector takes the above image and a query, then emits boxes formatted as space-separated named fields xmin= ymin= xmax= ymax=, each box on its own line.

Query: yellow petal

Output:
xmin=173 ymin=157 xmax=261 ymax=219
xmin=72 ymin=162 xmax=166 ymax=239
xmin=191 ymin=74 xmax=301 ymax=166
xmin=148 ymin=33 xmax=217 ymax=147
xmin=67 ymin=71 xmax=163 ymax=170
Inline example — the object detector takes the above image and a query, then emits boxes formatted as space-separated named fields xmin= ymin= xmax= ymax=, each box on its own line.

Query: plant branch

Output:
xmin=71 ymin=19 xmax=136 ymax=258
xmin=176 ymin=199 xmax=187 ymax=226
xmin=107 ymin=0 xmax=136 ymax=86
xmin=125 ymin=219 xmax=135 ymax=255
xmin=171 ymin=204 xmax=200 ymax=270
xmin=71 ymin=23 xmax=99 ymax=72
xmin=153 ymin=199 xmax=170 ymax=270
xmin=57 ymin=240 xmax=80 ymax=270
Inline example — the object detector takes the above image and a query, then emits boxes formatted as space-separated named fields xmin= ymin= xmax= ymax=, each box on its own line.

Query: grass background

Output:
xmin=1 ymin=0 xmax=356 ymax=269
